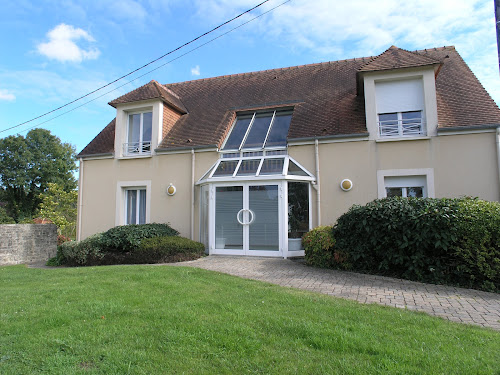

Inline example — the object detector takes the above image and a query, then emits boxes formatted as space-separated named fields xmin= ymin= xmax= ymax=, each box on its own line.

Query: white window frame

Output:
xmin=116 ymin=180 xmax=151 ymax=226
xmin=377 ymin=169 xmax=435 ymax=199
xmin=124 ymin=111 xmax=153 ymax=156
xmin=378 ymin=110 xmax=425 ymax=138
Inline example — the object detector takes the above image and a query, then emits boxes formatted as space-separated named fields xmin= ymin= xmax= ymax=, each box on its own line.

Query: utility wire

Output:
xmin=18 ymin=0 xmax=291 ymax=135
xmin=1 ymin=0 xmax=273 ymax=134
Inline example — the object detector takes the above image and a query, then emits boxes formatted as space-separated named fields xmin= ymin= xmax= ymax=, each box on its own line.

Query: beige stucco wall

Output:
xmin=79 ymin=131 xmax=499 ymax=240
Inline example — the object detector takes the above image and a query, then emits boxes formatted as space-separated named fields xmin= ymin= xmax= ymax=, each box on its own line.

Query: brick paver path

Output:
xmin=177 ymin=256 xmax=500 ymax=330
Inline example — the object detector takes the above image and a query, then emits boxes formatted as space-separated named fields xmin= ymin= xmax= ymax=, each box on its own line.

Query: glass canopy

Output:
xmin=197 ymin=154 xmax=315 ymax=184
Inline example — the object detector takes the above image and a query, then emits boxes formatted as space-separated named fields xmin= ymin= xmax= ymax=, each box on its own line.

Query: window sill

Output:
xmin=375 ymin=136 xmax=430 ymax=143
xmin=118 ymin=153 xmax=153 ymax=160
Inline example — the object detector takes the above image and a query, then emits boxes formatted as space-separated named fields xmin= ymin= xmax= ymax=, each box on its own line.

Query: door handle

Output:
xmin=236 ymin=209 xmax=245 ymax=225
xmin=247 ymin=209 xmax=255 ymax=225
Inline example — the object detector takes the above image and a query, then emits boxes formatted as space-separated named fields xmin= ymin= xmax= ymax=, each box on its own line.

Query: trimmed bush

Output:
xmin=59 ymin=233 xmax=105 ymax=266
xmin=132 ymin=236 xmax=205 ymax=263
xmin=331 ymin=197 xmax=499 ymax=292
xmin=100 ymin=223 xmax=179 ymax=253
xmin=303 ymin=226 xmax=336 ymax=268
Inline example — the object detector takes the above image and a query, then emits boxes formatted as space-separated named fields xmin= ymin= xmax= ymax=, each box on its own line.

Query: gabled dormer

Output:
xmin=357 ymin=46 xmax=442 ymax=141
xmin=109 ymin=80 xmax=187 ymax=158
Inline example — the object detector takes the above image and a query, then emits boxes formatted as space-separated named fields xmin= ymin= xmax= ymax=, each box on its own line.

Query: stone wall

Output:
xmin=0 ymin=224 xmax=57 ymax=265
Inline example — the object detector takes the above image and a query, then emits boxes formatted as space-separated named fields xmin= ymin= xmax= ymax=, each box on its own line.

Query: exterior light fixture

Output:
xmin=340 ymin=179 xmax=353 ymax=191
xmin=167 ymin=183 xmax=176 ymax=196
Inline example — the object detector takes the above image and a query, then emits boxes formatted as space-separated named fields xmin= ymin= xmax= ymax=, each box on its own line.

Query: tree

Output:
xmin=38 ymin=183 xmax=78 ymax=238
xmin=0 ymin=129 xmax=77 ymax=221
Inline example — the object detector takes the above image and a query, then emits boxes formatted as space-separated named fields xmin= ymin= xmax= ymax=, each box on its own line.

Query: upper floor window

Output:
xmin=124 ymin=111 xmax=152 ymax=155
xmin=375 ymin=79 xmax=425 ymax=138
xmin=222 ymin=110 xmax=292 ymax=151
xmin=378 ymin=110 xmax=423 ymax=137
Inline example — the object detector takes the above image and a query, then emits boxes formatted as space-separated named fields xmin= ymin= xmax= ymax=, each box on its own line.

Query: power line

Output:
xmin=18 ymin=0 xmax=291 ymax=135
xmin=1 ymin=0 xmax=274 ymax=134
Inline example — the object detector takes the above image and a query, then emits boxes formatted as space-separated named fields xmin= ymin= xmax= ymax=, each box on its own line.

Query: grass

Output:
xmin=0 ymin=265 xmax=499 ymax=374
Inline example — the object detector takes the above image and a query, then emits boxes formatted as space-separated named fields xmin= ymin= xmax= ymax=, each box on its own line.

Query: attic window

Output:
xmin=222 ymin=110 xmax=292 ymax=151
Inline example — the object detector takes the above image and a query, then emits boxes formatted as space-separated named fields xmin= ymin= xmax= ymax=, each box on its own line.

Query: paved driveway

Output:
xmin=177 ymin=256 xmax=500 ymax=331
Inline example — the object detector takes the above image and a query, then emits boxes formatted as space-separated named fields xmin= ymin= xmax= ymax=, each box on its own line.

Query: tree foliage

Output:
xmin=0 ymin=129 xmax=77 ymax=221
xmin=38 ymin=183 xmax=78 ymax=238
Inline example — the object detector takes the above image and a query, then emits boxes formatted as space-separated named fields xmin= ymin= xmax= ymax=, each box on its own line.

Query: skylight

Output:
xmin=222 ymin=110 xmax=292 ymax=151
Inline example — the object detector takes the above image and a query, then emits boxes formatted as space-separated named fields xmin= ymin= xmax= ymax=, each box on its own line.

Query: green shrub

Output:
xmin=133 ymin=236 xmax=205 ymax=263
xmin=0 ymin=206 xmax=15 ymax=224
xmin=100 ymin=223 xmax=179 ymax=253
xmin=331 ymin=197 xmax=499 ymax=292
xmin=303 ymin=226 xmax=336 ymax=268
xmin=59 ymin=233 xmax=105 ymax=266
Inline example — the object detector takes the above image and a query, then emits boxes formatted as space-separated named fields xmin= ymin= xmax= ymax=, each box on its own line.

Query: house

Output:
xmin=77 ymin=45 xmax=500 ymax=258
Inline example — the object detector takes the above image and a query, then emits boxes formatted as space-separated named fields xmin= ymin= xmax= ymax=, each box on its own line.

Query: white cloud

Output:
xmin=0 ymin=89 xmax=15 ymax=101
xmin=37 ymin=23 xmax=100 ymax=63
xmin=191 ymin=65 xmax=201 ymax=76
xmin=193 ymin=0 xmax=499 ymax=103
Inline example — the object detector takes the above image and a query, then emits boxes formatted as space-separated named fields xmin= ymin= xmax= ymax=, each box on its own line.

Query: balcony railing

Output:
xmin=378 ymin=118 xmax=425 ymax=137
xmin=123 ymin=141 xmax=151 ymax=155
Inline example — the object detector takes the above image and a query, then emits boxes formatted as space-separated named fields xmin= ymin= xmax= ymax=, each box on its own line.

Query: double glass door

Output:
xmin=213 ymin=183 xmax=282 ymax=256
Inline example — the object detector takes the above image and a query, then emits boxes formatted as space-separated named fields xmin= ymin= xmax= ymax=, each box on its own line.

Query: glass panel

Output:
xmin=200 ymin=185 xmax=209 ymax=251
xmin=386 ymin=187 xmax=403 ymax=197
xmin=265 ymin=114 xmax=292 ymax=148
xmin=249 ymin=185 xmax=279 ymax=251
xmin=126 ymin=190 xmax=137 ymax=224
xmin=223 ymin=117 xmax=252 ymax=150
xmin=402 ymin=111 xmax=422 ymax=135
xmin=222 ymin=153 xmax=240 ymax=158
xmin=266 ymin=150 xmax=287 ymax=156
xmin=142 ymin=112 xmax=153 ymax=142
xmin=259 ymin=158 xmax=284 ymax=175
xmin=215 ymin=186 xmax=243 ymax=250
xmin=243 ymin=151 xmax=263 ymax=157
xmin=288 ymin=182 xmax=309 ymax=242
xmin=288 ymin=160 xmax=309 ymax=176
xmin=243 ymin=114 xmax=273 ymax=149
xmin=379 ymin=112 xmax=399 ymax=137
xmin=128 ymin=114 xmax=141 ymax=144
xmin=236 ymin=159 xmax=261 ymax=176
xmin=407 ymin=186 xmax=423 ymax=198
xmin=212 ymin=161 xmax=239 ymax=177
xmin=138 ymin=189 xmax=146 ymax=224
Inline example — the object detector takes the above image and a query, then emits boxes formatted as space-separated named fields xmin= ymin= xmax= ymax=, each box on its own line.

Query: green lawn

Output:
xmin=0 ymin=265 xmax=498 ymax=374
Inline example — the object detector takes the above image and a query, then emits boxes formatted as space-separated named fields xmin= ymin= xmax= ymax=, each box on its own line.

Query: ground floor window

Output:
xmin=288 ymin=182 xmax=310 ymax=239
xmin=125 ymin=188 xmax=147 ymax=224
xmin=384 ymin=175 xmax=427 ymax=198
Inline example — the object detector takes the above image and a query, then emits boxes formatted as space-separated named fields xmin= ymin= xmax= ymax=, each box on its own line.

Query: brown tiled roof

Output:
xmin=358 ymin=45 xmax=441 ymax=72
xmin=78 ymin=118 xmax=115 ymax=156
xmin=109 ymin=80 xmax=188 ymax=113
xmin=79 ymin=46 xmax=500 ymax=156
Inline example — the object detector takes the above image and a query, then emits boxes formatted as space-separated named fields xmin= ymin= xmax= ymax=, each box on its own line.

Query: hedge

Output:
xmin=132 ymin=236 xmax=205 ymax=263
xmin=304 ymin=197 xmax=500 ymax=292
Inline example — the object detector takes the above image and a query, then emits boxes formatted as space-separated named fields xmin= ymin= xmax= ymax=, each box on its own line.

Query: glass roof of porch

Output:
xmin=197 ymin=154 xmax=315 ymax=184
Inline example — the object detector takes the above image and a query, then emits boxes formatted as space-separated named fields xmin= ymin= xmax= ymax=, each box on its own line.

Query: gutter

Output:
xmin=191 ymin=149 xmax=195 ymax=240
xmin=438 ymin=124 xmax=500 ymax=133
xmin=497 ymin=127 xmax=500 ymax=201
xmin=155 ymin=144 xmax=218 ymax=154
xmin=78 ymin=152 xmax=114 ymax=160
xmin=288 ymin=132 xmax=369 ymax=146
xmin=312 ymin=139 xmax=321 ymax=226
xmin=77 ymin=158 xmax=84 ymax=241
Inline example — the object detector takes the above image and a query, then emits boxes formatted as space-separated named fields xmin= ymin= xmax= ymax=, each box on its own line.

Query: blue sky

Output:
xmin=0 ymin=0 xmax=498 ymax=154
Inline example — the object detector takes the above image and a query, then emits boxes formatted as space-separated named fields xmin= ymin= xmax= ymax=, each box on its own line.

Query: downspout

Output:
xmin=77 ymin=158 xmax=83 ymax=241
xmin=497 ymin=127 xmax=500 ymax=201
xmin=312 ymin=139 xmax=321 ymax=226
xmin=191 ymin=149 xmax=195 ymax=240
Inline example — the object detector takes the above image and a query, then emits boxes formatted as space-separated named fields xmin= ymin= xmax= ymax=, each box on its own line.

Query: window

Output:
xmin=222 ymin=110 xmax=292 ymax=151
xmin=384 ymin=175 xmax=427 ymax=198
xmin=124 ymin=111 xmax=152 ymax=155
xmin=378 ymin=110 xmax=423 ymax=137
xmin=125 ymin=188 xmax=147 ymax=224
xmin=375 ymin=79 xmax=425 ymax=138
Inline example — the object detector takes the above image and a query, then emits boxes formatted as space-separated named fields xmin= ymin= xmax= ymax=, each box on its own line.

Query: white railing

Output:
xmin=378 ymin=118 xmax=424 ymax=137
xmin=123 ymin=141 xmax=151 ymax=155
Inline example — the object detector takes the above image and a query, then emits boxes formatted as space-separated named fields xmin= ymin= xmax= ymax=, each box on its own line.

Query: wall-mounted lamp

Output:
xmin=167 ymin=183 xmax=176 ymax=196
xmin=340 ymin=179 xmax=353 ymax=192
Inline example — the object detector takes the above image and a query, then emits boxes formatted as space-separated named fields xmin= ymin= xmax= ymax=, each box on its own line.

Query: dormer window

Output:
xmin=375 ymin=78 xmax=426 ymax=138
xmin=222 ymin=110 xmax=292 ymax=151
xmin=124 ymin=111 xmax=152 ymax=155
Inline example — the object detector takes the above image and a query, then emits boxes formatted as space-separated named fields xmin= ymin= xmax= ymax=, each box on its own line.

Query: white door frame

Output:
xmin=209 ymin=181 xmax=285 ymax=257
